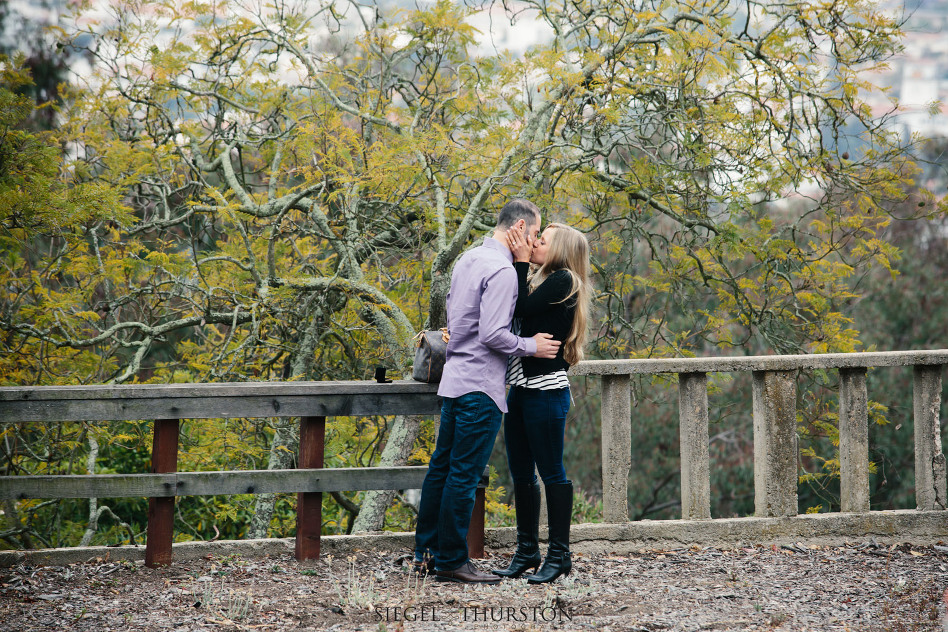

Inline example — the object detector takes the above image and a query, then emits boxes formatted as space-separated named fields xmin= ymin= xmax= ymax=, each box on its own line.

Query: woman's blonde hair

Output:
xmin=529 ymin=223 xmax=591 ymax=365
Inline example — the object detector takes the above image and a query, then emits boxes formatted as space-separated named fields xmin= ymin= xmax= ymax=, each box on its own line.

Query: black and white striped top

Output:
xmin=505 ymin=318 xmax=570 ymax=390
xmin=505 ymin=354 xmax=571 ymax=390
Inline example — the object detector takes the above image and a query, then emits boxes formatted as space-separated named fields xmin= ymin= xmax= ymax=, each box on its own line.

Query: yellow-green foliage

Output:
xmin=1 ymin=0 xmax=939 ymax=547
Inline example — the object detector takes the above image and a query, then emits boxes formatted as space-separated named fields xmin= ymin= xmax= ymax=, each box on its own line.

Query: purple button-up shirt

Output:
xmin=438 ymin=237 xmax=538 ymax=412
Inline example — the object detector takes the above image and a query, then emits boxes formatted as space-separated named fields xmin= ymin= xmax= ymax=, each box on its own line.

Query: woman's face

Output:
xmin=531 ymin=227 xmax=555 ymax=265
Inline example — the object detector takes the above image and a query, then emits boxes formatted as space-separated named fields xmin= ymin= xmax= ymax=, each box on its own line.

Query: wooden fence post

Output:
xmin=752 ymin=371 xmax=798 ymax=517
xmin=145 ymin=418 xmax=179 ymax=568
xmin=466 ymin=468 xmax=489 ymax=559
xmin=838 ymin=368 xmax=870 ymax=512
xmin=678 ymin=372 xmax=711 ymax=520
xmin=296 ymin=416 xmax=326 ymax=561
xmin=601 ymin=375 xmax=631 ymax=522
xmin=914 ymin=365 xmax=946 ymax=511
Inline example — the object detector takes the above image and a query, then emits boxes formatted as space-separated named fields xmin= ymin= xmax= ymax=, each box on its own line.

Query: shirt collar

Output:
xmin=484 ymin=236 xmax=513 ymax=263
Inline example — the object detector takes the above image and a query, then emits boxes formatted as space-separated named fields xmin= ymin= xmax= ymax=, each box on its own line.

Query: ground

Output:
xmin=1 ymin=542 xmax=946 ymax=631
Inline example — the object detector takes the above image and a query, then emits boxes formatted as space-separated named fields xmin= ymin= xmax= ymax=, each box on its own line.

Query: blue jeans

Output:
xmin=414 ymin=392 xmax=502 ymax=570
xmin=504 ymin=386 xmax=571 ymax=485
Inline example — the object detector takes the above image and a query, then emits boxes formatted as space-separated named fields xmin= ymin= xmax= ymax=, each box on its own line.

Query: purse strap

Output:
xmin=413 ymin=328 xmax=450 ymax=345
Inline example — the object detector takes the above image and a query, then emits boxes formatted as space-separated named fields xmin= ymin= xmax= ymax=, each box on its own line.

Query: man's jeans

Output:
xmin=505 ymin=386 xmax=571 ymax=485
xmin=415 ymin=392 xmax=502 ymax=571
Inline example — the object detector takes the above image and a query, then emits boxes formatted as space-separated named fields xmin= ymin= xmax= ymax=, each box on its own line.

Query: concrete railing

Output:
xmin=570 ymin=350 xmax=948 ymax=522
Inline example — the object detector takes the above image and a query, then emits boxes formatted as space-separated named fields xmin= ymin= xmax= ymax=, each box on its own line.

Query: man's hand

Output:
xmin=532 ymin=333 xmax=561 ymax=359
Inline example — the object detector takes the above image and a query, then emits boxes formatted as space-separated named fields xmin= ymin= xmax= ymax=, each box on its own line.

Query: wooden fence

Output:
xmin=0 ymin=381 xmax=483 ymax=567
xmin=1 ymin=350 xmax=946 ymax=568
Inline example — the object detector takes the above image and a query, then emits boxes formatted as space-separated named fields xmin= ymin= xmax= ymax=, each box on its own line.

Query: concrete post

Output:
xmin=752 ymin=370 xmax=798 ymax=517
xmin=601 ymin=375 xmax=631 ymax=522
xmin=678 ymin=372 xmax=711 ymax=520
xmin=838 ymin=368 xmax=870 ymax=513
xmin=913 ymin=365 xmax=946 ymax=511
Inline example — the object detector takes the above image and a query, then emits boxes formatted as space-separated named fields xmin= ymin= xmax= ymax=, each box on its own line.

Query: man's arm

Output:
xmin=479 ymin=267 xmax=560 ymax=358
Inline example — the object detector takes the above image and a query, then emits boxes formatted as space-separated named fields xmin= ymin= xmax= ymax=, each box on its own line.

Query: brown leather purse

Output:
xmin=411 ymin=328 xmax=450 ymax=382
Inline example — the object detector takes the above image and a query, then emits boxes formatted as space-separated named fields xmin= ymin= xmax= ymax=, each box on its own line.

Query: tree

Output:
xmin=2 ymin=0 xmax=939 ymax=544
xmin=0 ymin=54 xmax=133 ymax=548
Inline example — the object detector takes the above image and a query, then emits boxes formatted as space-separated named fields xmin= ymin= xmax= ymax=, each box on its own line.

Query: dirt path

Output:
xmin=2 ymin=542 xmax=946 ymax=631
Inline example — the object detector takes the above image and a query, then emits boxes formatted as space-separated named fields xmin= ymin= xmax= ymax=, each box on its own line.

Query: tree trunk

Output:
xmin=247 ymin=417 xmax=299 ymax=538
xmin=248 ymin=316 xmax=320 ymax=538
xmin=350 ymin=414 xmax=423 ymax=532
xmin=79 ymin=435 xmax=100 ymax=547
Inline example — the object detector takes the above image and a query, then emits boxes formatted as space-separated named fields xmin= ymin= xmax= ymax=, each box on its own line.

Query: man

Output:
xmin=414 ymin=199 xmax=561 ymax=584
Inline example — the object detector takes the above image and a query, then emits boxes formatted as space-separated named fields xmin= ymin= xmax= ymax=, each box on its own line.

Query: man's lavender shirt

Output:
xmin=438 ymin=237 xmax=538 ymax=412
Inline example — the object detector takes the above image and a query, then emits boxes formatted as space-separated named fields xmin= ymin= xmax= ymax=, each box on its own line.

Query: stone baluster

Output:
xmin=678 ymin=372 xmax=711 ymax=520
xmin=601 ymin=375 xmax=631 ymax=522
xmin=913 ymin=365 xmax=946 ymax=511
xmin=752 ymin=370 xmax=798 ymax=517
xmin=838 ymin=368 xmax=870 ymax=512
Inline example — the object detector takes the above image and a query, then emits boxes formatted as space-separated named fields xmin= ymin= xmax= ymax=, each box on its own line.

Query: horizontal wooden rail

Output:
xmin=0 ymin=380 xmax=441 ymax=423
xmin=0 ymin=466 xmax=430 ymax=500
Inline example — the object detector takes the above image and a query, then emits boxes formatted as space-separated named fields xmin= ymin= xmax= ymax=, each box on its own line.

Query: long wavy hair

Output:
xmin=529 ymin=223 xmax=591 ymax=365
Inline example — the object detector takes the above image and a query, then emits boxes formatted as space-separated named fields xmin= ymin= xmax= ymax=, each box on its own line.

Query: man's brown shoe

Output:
xmin=435 ymin=561 xmax=502 ymax=584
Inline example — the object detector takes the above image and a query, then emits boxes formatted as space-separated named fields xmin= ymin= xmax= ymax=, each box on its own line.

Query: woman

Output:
xmin=493 ymin=222 xmax=591 ymax=584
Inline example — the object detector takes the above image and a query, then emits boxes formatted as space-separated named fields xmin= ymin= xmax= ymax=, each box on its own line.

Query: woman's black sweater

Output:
xmin=512 ymin=262 xmax=576 ymax=378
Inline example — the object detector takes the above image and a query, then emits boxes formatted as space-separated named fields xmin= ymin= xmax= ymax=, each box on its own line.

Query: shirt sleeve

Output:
xmin=513 ymin=266 xmax=573 ymax=318
xmin=479 ymin=266 xmax=538 ymax=357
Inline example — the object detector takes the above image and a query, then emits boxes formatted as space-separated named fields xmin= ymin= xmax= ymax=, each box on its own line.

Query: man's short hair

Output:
xmin=496 ymin=199 xmax=540 ymax=230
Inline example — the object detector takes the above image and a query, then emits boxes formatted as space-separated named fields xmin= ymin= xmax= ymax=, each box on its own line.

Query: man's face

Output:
xmin=523 ymin=215 xmax=541 ymax=244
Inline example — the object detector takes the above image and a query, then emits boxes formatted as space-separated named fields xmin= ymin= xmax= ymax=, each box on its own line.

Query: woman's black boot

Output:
xmin=526 ymin=482 xmax=573 ymax=584
xmin=493 ymin=482 xmax=541 ymax=577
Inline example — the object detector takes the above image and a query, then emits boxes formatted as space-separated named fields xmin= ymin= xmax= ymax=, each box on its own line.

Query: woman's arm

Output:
xmin=513 ymin=266 xmax=571 ymax=318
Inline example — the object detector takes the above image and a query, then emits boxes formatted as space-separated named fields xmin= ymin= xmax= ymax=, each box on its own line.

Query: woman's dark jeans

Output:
xmin=504 ymin=386 xmax=571 ymax=485
xmin=414 ymin=391 xmax=503 ymax=571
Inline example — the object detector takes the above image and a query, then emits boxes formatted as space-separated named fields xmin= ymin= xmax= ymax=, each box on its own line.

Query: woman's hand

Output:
xmin=505 ymin=226 xmax=533 ymax=263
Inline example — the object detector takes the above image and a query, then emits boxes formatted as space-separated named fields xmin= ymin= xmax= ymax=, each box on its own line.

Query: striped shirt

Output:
xmin=505 ymin=354 xmax=571 ymax=390
xmin=505 ymin=319 xmax=571 ymax=390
